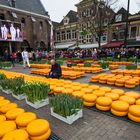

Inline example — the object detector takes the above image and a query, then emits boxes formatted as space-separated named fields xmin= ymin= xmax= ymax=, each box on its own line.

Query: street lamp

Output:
xmin=124 ymin=0 xmax=130 ymax=48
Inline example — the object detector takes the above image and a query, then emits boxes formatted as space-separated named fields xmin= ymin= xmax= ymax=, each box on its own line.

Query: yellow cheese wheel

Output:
xmin=96 ymin=97 xmax=112 ymax=106
xmin=111 ymin=101 xmax=129 ymax=112
xmin=115 ymin=83 xmax=124 ymax=87
xmin=107 ymin=81 xmax=115 ymax=85
xmin=129 ymin=105 xmax=140 ymax=117
xmin=99 ymin=87 xmax=112 ymax=92
xmin=0 ymin=96 xmax=4 ymax=101
xmin=0 ymin=103 xmax=18 ymax=114
xmin=64 ymin=89 xmax=73 ymax=94
xmin=30 ymin=128 xmax=51 ymax=140
xmin=111 ymin=89 xmax=125 ymax=96
xmin=80 ymin=84 xmax=89 ymax=88
xmin=6 ymin=108 xmax=25 ymax=120
xmin=83 ymin=101 xmax=95 ymax=107
xmin=0 ymin=121 xmax=16 ymax=138
xmin=0 ymin=100 xmax=10 ymax=107
xmin=71 ymin=82 xmax=81 ymax=86
xmin=93 ymin=90 xmax=105 ymax=97
xmin=136 ymin=99 xmax=140 ymax=105
xmin=119 ymin=95 xmax=135 ymax=105
xmin=16 ymin=112 xmax=37 ymax=127
xmin=128 ymin=113 xmax=140 ymax=123
xmin=72 ymin=91 xmax=85 ymax=98
xmin=72 ymin=86 xmax=81 ymax=91
xmin=105 ymin=93 xmax=119 ymax=101
xmin=27 ymin=119 xmax=50 ymax=136
xmin=81 ymin=88 xmax=93 ymax=94
xmin=2 ymin=129 xmax=29 ymax=140
xmin=89 ymin=85 xmax=99 ymax=90
xmin=96 ymin=104 xmax=110 ymax=111
xmin=125 ymin=91 xmax=140 ymax=99
xmin=111 ymin=108 xmax=128 ymax=117
xmin=125 ymin=84 xmax=136 ymax=88
xmin=0 ymin=115 xmax=6 ymax=122
xmin=83 ymin=94 xmax=97 ymax=102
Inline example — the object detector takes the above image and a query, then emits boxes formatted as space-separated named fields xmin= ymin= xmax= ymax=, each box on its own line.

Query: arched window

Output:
xmin=40 ymin=21 xmax=43 ymax=30
xmin=0 ymin=13 xmax=5 ymax=20
xmin=21 ymin=18 xmax=25 ymax=24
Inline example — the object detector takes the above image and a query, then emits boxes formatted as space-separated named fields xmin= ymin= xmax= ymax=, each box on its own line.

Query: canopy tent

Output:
xmin=102 ymin=41 xmax=124 ymax=49
xmin=55 ymin=42 xmax=76 ymax=49
xmin=69 ymin=43 xmax=106 ymax=49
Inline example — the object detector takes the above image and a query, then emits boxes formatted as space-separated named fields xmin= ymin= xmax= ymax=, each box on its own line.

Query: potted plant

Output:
xmin=0 ymin=73 xmax=7 ymax=90
xmin=0 ymin=62 xmax=12 ymax=69
xmin=11 ymin=77 xmax=26 ymax=100
xmin=50 ymin=94 xmax=83 ymax=124
xmin=23 ymin=82 xmax=50 ymax=109
xmin=99 ymin=61 xmax=109 ymax=70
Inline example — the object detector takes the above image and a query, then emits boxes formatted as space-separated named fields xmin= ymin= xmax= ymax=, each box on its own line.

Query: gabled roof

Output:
xmin=0 ymin=0 xmax=48 ymax=16
xmin=59 ymin=10 xmax=78 ymax=25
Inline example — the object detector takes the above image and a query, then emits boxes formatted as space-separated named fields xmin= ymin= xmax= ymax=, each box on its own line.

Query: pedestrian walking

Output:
xmin=22 ymin=49 xmax=30 ymax=69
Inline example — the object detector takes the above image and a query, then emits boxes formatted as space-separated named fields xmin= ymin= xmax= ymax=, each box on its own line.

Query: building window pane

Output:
xmin=130 ymin=27 xmax=137 ymax=38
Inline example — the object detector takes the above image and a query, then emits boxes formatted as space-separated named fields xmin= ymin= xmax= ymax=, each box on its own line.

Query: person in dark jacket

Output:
xmin=48 ymin=59 xmax=62 ymax=79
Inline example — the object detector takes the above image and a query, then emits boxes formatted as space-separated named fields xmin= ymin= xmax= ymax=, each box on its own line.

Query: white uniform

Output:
xmin=16 ymin=28 xmax=20 ymax=38
xmin=22 ymin=51 xmax=30 ymax=68
xmin=3 ymin=26 xmax=8 ymax=40
xmin=10 ymin=26 xmax=16 ymax=40
xmin=1 ymin=26 xmax=4 ymax=39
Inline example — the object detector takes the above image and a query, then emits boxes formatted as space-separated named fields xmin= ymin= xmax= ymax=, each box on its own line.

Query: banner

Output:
xmin=0 ymin=20 xmax=23 ymax=42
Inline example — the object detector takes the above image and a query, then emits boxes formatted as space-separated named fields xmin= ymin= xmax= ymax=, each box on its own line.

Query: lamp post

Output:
xmin=124 ymin=0 xmax=130 ymax=48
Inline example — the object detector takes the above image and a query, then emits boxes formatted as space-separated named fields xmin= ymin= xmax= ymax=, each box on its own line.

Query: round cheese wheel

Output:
xmin=99 ymin=87 xmax=112 ymax=92
xmin=72 ymin=82 xmax=81 ymax=86
xmin=105 ymin=93 xmax=119 ymax=101
xmin=96 ymin=97 xmax=112 ymax=106
xmin=0 ymin=115 xmax=6 ymax=122
xmin=96 ymin=104 xmax=110 ymax=111
xmin=128 ymin=113 xmax=140 ymax=123
xmin=72 ymin=86 xmax=81 ymax=91
xmin=30 ymin=128 xmax=51 ymax=140
xmin=115 ymin=83 xmax=124 ymax=87
xmin=81 ymin=88 xmax=93 ymax=94
xmin=111 ymin=89 xmax=125 ymax=96
xmin=111 ymin=108 xmax=128 ymax=117
xmin=125 ymin=84 xmax=136 ymax=88
xmin=0 ymin=96 xmax=4 ymax=101
xmin=64 ymin=89 xmax=73 ymax=94
xmin=80 ymin=84 xmax=89 ymax=88
xmin=16 ymin=112 xmax=37 ymax=127
xmin=125 ymin=80 xmax=136 ymax=85
xmin=119 ymin=95 xmax=135 ymax=105
xmin=136 ymin=99 xmax=140 ymax=105
xmin=72 ymin=91 xmax=85 ymax=98
xmin=93 ymin=90 xmax=105 ymax=97
xmin=129 ymin=105 xmax=140 ymax=117
xmin=0 ymin=121 xmax=16 ymax=138
xmin=6 ymin=108 xmax=25 ymax=120
xmin=83 ymin=94 xmax=97 ymax=102
xmin=125 ymin=91 xmax=140 ymax=99
xmin=107 ymin=81 xmax=115 ymax=85
xmin=111 ymin=100 xmax=129 ymax=112
xmin=27 ymin=119 xmax=50 ymax=136
xmin=0 ymin=100 xmax=10 ymax=107
xmin=83 ymin=101 xmax=95 ymax=107
xmin=2 ymin=129 xmax=28 ymax=140
xmin=0 ymin=103 xmax=18 ymax=114
xmin=89 ymin=85 xmax=99 ymax=90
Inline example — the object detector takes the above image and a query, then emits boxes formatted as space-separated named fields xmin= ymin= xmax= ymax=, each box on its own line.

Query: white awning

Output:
xmin=55 ymin=42 xmax=75 ymax=49
xmin=70 ymin=43 xmax=107 ymax=49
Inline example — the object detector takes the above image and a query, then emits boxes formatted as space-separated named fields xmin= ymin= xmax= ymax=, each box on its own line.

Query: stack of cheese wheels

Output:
xmin=16 ymin=112 xmax=37 ymax=129
xmin=119 ymin=95 xmax=135 ymax=105
xmin=111 ymin=89 xmax=125 ymax=96
xmin=53 ymin=87 xmax=65 ymax=95
xmin=0 ymin=103 xmax=18 ymax=114
xmin=27 ymin=119 xmax=51 ymax=140
xmin=115 ymin=79 xmax=125 ymax=87
xmin=81 ymin=88 xmax=93 ymax=94
xmin=107 ymin=78 xmax=116 ymax=85
xmin=72 ymin=86 xmax=81 ymax=92
xmin=6 ymin=108 xmax=25 ymax=120
xmin=2 ymin=129 xmax=29 ymax=140
xmin=83 ymin=94 xmax=97 ymax=107
xmin=72 ymin=91 xmax=85 ymax=98
xmin=105 ymin=92 xmax=119 ymax=101
xmin=0 ymin=115 xmax=6 ymax=122
xmin=91 ymin=75 xmax=100 ymax=82
xmin=111 ymin=101 xmax=129 ymax=116
xmin=0 ymin=121 xmax=16 ymax=139
xmin=128 ymin=105 xmax=140 ymax=122
xmin=99 ymin=77 xmax=107 ymax=84
xmin=136 ymin=99 xmax=140 ymax=105
xmin=99 ymin=87 xmax=112 ymax=93
xmin=125 ymin=91 xmax=140 ymax=100
xmin=96 ymin=97 xmax=112 ymax=111
xmin=125 ymin=80 xmax=136 ymax=88
xmin=124 ymin=70 xmax=132 ymax=76
xmin=93 ymin=90 xmax=106 ymax=97
xmin=132 ymin=78 xmax=139 ymax=86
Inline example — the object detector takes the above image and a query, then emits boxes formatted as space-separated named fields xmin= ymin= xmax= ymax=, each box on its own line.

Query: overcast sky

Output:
xmin=41 ymin=0 xmax=140 ymax=22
